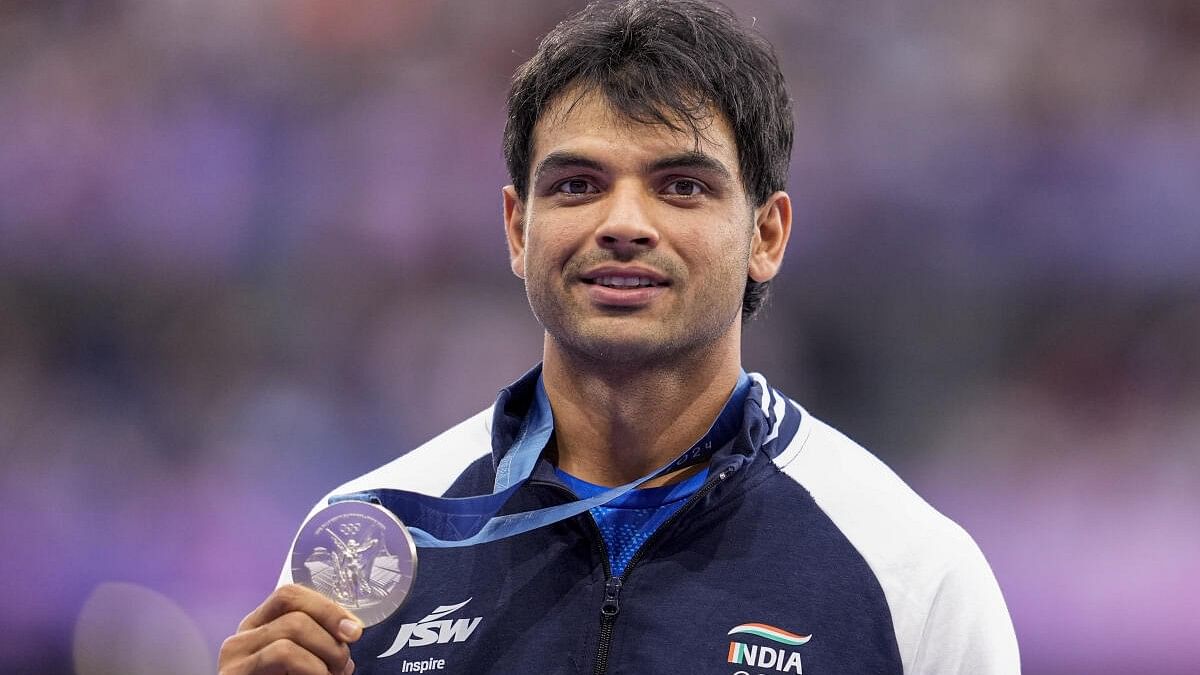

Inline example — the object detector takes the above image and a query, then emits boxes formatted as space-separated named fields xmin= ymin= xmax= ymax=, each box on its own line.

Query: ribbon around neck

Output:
xmin=331 ymin=373 xmax=750 ymax=549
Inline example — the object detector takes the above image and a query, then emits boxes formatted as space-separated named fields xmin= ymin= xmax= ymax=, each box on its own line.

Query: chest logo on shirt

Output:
xmin=725 ymin=623 xmax=811 ymax=674
xmin=377 ymin=598 xmax=483 ymax=659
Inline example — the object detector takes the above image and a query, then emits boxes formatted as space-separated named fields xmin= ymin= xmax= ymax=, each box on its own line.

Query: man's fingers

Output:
xmin=263 ymin=611 xmax=352 ymax=673
xmin=222 ymin=585 xmax=362 ymax=675
xmin=220 ymin=611 xmax=353 ymax=675
xmin=253 ymin=638 xmax=331 ymax=675
xmin=238 ymin=584 xmax=363 ymax=642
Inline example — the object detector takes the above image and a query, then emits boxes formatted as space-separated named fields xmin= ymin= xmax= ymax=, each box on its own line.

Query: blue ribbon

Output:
xmin=332 ymin=373 xmax=750 ymax=549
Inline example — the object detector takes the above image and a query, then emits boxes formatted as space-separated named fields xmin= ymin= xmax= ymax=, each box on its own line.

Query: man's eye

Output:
xmin=556 ymin=179 xmax=596 ymax=195
xmin=664 ymin=179 xmax=705 ymax=197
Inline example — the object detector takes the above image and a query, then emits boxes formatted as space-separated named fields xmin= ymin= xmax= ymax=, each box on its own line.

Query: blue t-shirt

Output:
xmin=555 ymin=467 xmax=709 ymax=577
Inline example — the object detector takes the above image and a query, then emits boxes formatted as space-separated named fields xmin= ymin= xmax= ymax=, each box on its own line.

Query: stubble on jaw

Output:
xmin=523 ymin=217 xmax=754 ymax=374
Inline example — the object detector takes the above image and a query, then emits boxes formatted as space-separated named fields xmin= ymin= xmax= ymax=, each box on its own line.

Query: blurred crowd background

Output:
xmin=2 ymin=1 xmax=1198 ymax=673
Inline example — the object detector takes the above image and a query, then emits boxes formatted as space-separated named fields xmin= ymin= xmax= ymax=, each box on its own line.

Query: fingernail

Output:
xmin=343 ymin=658 xmax=356 ymax=674
xmin=339 ymin=618 xmax=363 ymax=641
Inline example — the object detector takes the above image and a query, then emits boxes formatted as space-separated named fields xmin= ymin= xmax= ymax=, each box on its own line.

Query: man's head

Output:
xmin=503 ymin=0 xmax=794 ymax=322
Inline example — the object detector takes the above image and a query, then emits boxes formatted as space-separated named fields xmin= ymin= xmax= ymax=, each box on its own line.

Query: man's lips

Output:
xmin=577 ymin=266 xmax=670 ymax=307
xmin=578 ymin=265 xmax=669 ymax=287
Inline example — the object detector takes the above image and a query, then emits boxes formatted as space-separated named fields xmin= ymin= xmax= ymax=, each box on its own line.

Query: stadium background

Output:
xmin=1 ymin=1 xmax=1197 ymax=673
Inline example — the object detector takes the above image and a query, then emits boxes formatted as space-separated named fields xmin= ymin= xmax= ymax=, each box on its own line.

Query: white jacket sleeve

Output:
xmin=909 ymin=540 xmax=1020 ymax=674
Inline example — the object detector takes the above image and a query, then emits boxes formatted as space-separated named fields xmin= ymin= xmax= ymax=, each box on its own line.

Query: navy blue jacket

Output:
xmin=283 ymin=367 xmax=1019 ymax=674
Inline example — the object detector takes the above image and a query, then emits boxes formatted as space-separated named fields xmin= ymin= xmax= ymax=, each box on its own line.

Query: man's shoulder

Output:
xmin=328 ymin=406 xmax=495 ymax=499
xmin=773 ymin=404 xmax=969 ymax=553
xmin=278 ymin=407 xmax=495 ymax=587
xmin=775 ymin=401 xmax=1017 ymax=673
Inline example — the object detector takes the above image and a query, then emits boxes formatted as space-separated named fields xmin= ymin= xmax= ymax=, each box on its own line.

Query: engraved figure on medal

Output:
xmin=291 ymin=501 xmax=417 ymax=627
xmin=309 ymin=519 xmax=386 ymax=607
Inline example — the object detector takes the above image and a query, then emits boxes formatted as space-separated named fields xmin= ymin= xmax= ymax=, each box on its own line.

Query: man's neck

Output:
xmin=541 ymin=334 xmax=744 ymax=488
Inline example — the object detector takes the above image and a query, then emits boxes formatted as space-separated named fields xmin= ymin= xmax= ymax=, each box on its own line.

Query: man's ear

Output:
xmin=748 ymin=191 xmax=792 ymax=283
xmin=503 ymin=186 xmax=526 ymax=279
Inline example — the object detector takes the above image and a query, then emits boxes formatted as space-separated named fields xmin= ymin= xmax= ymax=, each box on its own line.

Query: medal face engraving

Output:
xmin=290 ymin=501 xmax=417 ymax=627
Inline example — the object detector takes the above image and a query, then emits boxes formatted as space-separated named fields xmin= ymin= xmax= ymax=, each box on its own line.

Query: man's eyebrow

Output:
xmin=532 ymin=152 xmax=607 ymax=186
xmin=645 ymin=151 xmax=734 ymax=182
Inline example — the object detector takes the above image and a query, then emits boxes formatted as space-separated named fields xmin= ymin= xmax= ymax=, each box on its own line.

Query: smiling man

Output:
xmin=219 ymin=2 xmax=1018 ymax=674
xmin=503 ymin=86 xmax=790 ymax=490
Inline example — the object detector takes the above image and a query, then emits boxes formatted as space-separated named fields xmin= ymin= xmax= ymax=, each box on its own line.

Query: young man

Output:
xmin=219 ymin=1 xmax=1019 ymax=673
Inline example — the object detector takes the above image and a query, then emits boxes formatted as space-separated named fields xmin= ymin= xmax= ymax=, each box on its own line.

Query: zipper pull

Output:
xmin=601 ymin=577 xmax=623 ymax=617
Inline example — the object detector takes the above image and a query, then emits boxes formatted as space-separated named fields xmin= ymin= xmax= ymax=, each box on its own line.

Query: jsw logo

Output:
xmin=378 ymin=599 xmax=483 ymax=658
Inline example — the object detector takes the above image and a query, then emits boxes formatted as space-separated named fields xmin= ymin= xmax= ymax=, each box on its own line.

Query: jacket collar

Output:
xmin=488 ymin=364 xmax=800 ymax=476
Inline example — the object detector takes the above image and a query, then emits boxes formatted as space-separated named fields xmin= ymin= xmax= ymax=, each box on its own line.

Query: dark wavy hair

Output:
xmin=503 ymin=0 xmax=793 ymax=320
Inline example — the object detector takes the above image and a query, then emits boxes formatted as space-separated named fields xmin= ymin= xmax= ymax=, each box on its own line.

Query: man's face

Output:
xmin=504 ymin=90 xmax=782 ymax=366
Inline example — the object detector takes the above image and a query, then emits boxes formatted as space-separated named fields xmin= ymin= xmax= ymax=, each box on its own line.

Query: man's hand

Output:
xmin=218 ymin=584 xmax=363 ymax=675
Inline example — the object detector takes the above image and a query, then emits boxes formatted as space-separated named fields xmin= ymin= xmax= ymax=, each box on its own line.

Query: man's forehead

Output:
xmin=530 ymin=87 xmax=738 ymax=168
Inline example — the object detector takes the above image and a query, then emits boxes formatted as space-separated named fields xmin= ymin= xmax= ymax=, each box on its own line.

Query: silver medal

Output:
xmin=290 ymin=501 xmax=418 ymax=627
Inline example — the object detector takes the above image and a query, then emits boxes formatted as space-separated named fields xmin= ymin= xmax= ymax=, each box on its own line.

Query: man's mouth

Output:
xmin=579 ymin=265 xmax=670 ymax=287
xmin=583 ymin=276 xmax=667 ymax=289
xmin=577 ymin=267 xmax=671 ymax=307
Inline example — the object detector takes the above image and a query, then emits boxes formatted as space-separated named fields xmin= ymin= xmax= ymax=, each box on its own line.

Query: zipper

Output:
xmin=532 ymin=481 xmax=617 ymax=671
xmin=590 ymin=465 xmax=739 ymax=675
xmin=592 ymin=576 xmax=622 ymax=674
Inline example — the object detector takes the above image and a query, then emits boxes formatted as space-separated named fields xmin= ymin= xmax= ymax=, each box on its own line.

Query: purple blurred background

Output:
xmin=2 ymin=1 xmax=1198 ymax=673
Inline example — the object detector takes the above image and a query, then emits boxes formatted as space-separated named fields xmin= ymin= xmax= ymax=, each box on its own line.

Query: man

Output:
xmin=219 ymin=1 xmax=1019 ymax=673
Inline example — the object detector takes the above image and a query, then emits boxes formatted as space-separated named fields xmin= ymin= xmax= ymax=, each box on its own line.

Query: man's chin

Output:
xmin=549 ymin=326 xmax=694 ymax=368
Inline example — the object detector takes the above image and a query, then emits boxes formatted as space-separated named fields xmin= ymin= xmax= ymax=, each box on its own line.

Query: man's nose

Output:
xmin=595 ymin=186 xmax=659 ymax=255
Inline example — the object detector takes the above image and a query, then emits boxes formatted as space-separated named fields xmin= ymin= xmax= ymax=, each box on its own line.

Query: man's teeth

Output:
xmin=596 ymin=276 xmax=658 ymax=288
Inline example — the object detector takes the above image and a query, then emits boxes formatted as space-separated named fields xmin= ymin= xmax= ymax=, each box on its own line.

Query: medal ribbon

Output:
xmin=331 ymin=372 xmax=751 ymax=549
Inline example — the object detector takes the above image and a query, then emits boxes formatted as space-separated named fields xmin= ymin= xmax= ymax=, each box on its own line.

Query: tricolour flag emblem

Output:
xmin=727 ymin=623 xmax=812 ymax=646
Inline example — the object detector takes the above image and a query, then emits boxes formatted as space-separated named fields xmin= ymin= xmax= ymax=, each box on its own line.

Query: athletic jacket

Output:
xmin=281 ymin=366 xmax=1019 ymax=674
